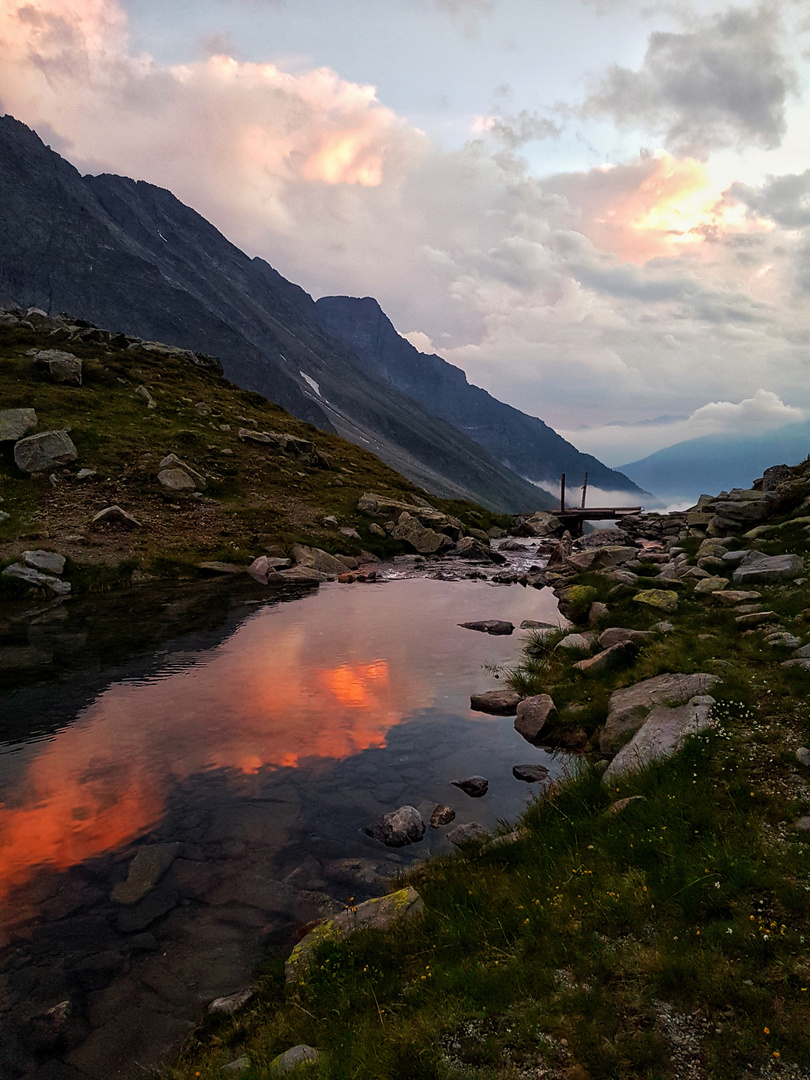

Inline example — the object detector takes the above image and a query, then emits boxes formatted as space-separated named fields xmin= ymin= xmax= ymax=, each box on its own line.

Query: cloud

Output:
xmin=559 ymin=389 xmax=806 ymax=464
xmin=583 ymin=5 xmax=799 ymax=158
xmin=476 ymin=109 xmax=563 ymax=149
xmin=727 ymin=168 xmax=810 ymax=228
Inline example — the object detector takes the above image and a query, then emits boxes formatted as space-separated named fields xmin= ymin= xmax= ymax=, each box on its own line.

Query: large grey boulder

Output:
xmin=364 ymin=805 xmax=425 ymax=847
xmin=35 ymin=349 xmax=82 ymax=385
xmin=286 ymin=886 xmax=424 ymax=980
xmin=732 ymin=551 xmax=803 ymax=584
xmin=523 ymin=511 xmax=563 ymax=537
xmin=392 ymin=512 xmax=451 ymax=555
xmin=159 ymin=453 xmax=206 ymax=489
xmin=600 ymin=672 xmax=719 ymax=755
xmin=2 ymin=564 xmax=71 ymax=595
xmin=455 ymin=536 xmax=507 ymax=563
xmin=0 ymin=408 xmax=37 ymax=442
xmin=599 ymin=627 xmax=654 ymax=649
xmin=157 ymin=467 xmax=196 ymax=491
xmin=290 ymin=544 xmax=350 ymax=578
xmin=603 ymin=695 xmax=715 ymax=783
xmin=14 ymin=430 xmax=78 ymax=473
xmin=23 ymin=550 xmax=65 ymax=575
xmin=514 ymin=694 xmax=557 ymax=740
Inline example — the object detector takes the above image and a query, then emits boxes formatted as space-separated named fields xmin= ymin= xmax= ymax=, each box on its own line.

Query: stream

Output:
xmin=0 ymin=549 xmax=566 ymax=1080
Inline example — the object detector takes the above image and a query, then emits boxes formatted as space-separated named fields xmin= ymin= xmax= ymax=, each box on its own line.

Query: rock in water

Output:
xmin=451 ymin=776 xmax=488 ymax=797
xmin=470 ymin=689 xmax=522 ymax=715
xmin=111 ymin=843 xmax=180 ymax=905
xmin=429 ymin=804 xmax=455 ymax=828
xmin=512 ymin=764 xmax=550 ymax=783
xmin=364 ymin=805 xmax=425 ymax=847
xmin=447 ymin=822 xmax=488 ymax=845
xmin=514 ymin=694 xmax=557 ymax=741
xmin=14 ymin=430 xmax=78 ymax=473
xmin=458 ymin=620 xmax=514 ymax=635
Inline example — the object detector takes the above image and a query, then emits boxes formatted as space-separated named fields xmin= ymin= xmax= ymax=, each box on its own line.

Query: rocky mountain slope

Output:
xmin=0 ymin=308 xmax=519 ymax=601
xmin=0 ymin=114 xmax=554 ymax=514
xmin=315 ymin=294 xmax=646 ymax=500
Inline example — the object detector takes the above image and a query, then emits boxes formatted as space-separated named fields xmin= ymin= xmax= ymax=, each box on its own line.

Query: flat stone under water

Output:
xmin=0 ymin=569 xmax=566 ymax=1080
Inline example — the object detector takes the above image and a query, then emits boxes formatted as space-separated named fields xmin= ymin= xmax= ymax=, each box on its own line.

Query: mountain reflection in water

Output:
xmin=0 ymin=578 xmax=559 ymax=904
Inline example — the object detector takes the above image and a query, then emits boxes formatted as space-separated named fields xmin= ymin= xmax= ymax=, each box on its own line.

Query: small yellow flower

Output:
xmin=764 ymin=1028 xmax=770 ymax=1035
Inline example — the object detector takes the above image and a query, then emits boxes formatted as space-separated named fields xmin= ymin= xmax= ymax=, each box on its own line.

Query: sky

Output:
xmin=1 ymin=0 xmax=810 ymax=465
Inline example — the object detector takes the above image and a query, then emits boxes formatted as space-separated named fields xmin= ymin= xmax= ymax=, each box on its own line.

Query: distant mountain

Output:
xmin=315 ymin=295 xmax=646 ymax=502
xmin=620 ymin=424 xmax=810 ymax=504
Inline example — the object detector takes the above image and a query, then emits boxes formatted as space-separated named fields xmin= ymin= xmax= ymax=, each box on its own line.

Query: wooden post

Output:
xmin=560 ymin=473 xmax=566 ymax=512
xmin=580 ymin=472 xmax=588 ymax=509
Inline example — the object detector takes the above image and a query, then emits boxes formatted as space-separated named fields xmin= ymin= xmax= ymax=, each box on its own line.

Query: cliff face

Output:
xmin=315 ymin=295 xmax=646 ymax=500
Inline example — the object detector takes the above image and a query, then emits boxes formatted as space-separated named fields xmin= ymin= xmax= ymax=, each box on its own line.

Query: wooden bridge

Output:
xmin=555 ymin=473 xmax=642 ymax=537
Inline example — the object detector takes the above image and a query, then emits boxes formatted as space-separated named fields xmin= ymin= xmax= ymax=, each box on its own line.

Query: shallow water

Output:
xmin=0 ymin=573 xmax=564 ymax=1079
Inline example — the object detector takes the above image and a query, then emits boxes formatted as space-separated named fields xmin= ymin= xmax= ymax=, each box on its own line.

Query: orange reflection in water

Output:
xmin=0 ymin=610 xmax=429 ymax=907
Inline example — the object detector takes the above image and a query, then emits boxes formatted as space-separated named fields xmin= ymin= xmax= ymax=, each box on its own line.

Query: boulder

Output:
xmin=632 ymin=589 xmax=679 ymax=613
xmin=92 ymin=505 xmax=142 ymax=528
xmin=558 ymin=632 xmax=595 ymax=651
xmin=364 ymin=806 xmax=425 ymax=847
xmin=158 ymin=467 xmax=196 ymax=491
xmin=14 ymin=430 xmax=78 ymax=473
xmin=429 ymin=805 xmax=455 ymax=828
xmin=761 ymin=464 xmax=792 ymax=491
xmin=735 ymin=610 xmax=778 ymax=628
xmin=286 ymin=887 xmax=424 ymax=980
xmin=455 ymin=536 xmax=507 ymax=563
xmin=598 ymin=627 xmax=654 ymax=649
xmin=514 ymin=694 xmax=557 ymax=740
xmin=111 ymin=843 xmax=180 ymax=905
xmin=603 ymin=695 xmax=716 ymax=783
xmin=2 ymin=563 xmax=71 ymax=595
xmin=732 ymin=551 xmax=804 ymax=584
xmin=693 ymin=576 xmax=728 ymax=594
xmin=573 ymin=640 xmax=638 ymax=676
xmin=290 ymin=544 xmax=351 ymax=578
xmin=512 ymin=764 xmax=550 ymax=783
xmin=471 ymin=689 xmax=523 ymax=715
xmin=23 ymin=550 xmax=66 ymax=575
xmin=209 ymin=989 xmax=254 ymax=1015
xmin=451 ymin=776 xmax=488 ymax=798
xmin=523 ymin=511 xmax=563 ymax=537
xmin=599 ymin=672 xmax=719 ymax=755
xmin=35 ymin=349 xmax=82 ymax=385
xmin=135 ymin=385 xmax=156 ymax=408
xmin=159 ymin=453 xmax=206 ymax=488
xmin=458 ymin=620 xmax=514 ymax=635
xmin=711 ymin=590 xmax=762 ymax=606
xmin=447 ymin=822 xmax=488 ymax=846
xmin=269 ymin=1046 xmax=321 ymax=1075
xmin=392 ymin=512 xmax=450 ymax=555
xmin=0 ymin=408 xmax=37 ymax=442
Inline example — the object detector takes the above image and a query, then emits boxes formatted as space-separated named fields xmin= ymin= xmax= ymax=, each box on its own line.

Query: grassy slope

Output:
xmin=162 ymin=505 xmax=810 ymax=1079
xmin=0 ymin=322 xmax=506 ymax=594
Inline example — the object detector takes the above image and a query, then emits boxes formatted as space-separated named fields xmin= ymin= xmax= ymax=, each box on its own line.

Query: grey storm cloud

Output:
xmin=582 ymin=5 xmax=798 ymax=158
xmin=728 ymin=169 xmax=810 ymax=228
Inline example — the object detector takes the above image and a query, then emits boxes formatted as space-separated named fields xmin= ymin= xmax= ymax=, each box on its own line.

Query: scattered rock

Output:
xmin=291 ymin=544 xmax=353 ymax=579
xmin=557 ymin=632 xmax=595 ymax=651
xmin=735 ymin=610 xmax=778 ymax=628
xmin=781 ymin=659 xmax=810 ymax=671
xmin=733 ymin=551 xmax=803 ymax=585
xmin=209 ymin=989 xmax=255 ymax=1014
xmin=470 ymin=689 xmax=523 ymax=715
xmin=573 ymin=640 xmax=638 ymax=676
xmin=520 ymin=620 xmax=558 ymax=630
xmin=430 ymin=804 xmax=456 ymax=828
xmin=711 ymin=590 xmax=762 ymax=606
xmin=765 ymin=632 xmax=802 ymax=648
xmin=111 ymin=843 xmax=180 ymax=905
xmin=0 ymin=407 xmax=37 ymax=442
xmin=588 ymin=601 xmax=609 ymax=625
xmin=651 ymin=621 xmax=675 ymax=633
xmin=76 ymin=468 xmax=97 ymax=480
xmin=793 ymin=644 xmax=810 ymax=658
xmin=600 ymin=672 xmax=719 ymax=755
xmin=796 ymin=748 xmax=810 ymax=767
xmin=35 ymin=349 xmax=82 ymax=385
xmin=197 ymin=561 xmax=245 ymax=576
xmin=451 ymin=776 xmax=488 ymax=798
xmin=135 ymin=385 xmax=156 ymax=408
xmin=598 ymin=627 xmax=654 ymax=649
xmin=515 ymin=694 xmax=557 ymax=741
xmin=364 ymin=806 xmax=426 ymax=847
xmin=14 ymin=429 xmax=78 ymax=473
xmin=222 ymin=1058 xmax=250 ymax=1073
xmin=1 ymin=564 xmax=71 ymax=595
xmin=22 ymin=550 xmax=65 ymax=575
xmin=512 ymin=764 xmax=550 ymax=783
xmin=458 ymin=620 xmax=514 ymax=635
xmin=796 ymin=817 xmax=810 ymax=832
xmin=269 ymin=1045 xmax=321 ymax=1075
xmin=603 ymin=695 xmax=716 ymax=783
xmin=92 ymin=505 xmax=142 ymax=528
xmin=286 ymin=887 xmax=425 ymax=980
xmin=455 ymin=536 xmax=507 ymax=563
xmin=605 ymin=795 xmax=647 ymax=815
xmin=158 ymin=467 xmax=197 ymax=492
xmin=447 ymin=822 xmax=488 ymax=846
xmin=694 ymin=576 xmax=728 ymax=594
xmin=632 ymin=589 xmax=679 ymax=613
xmin=393 ymin=512 xmax=451 ymax=555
